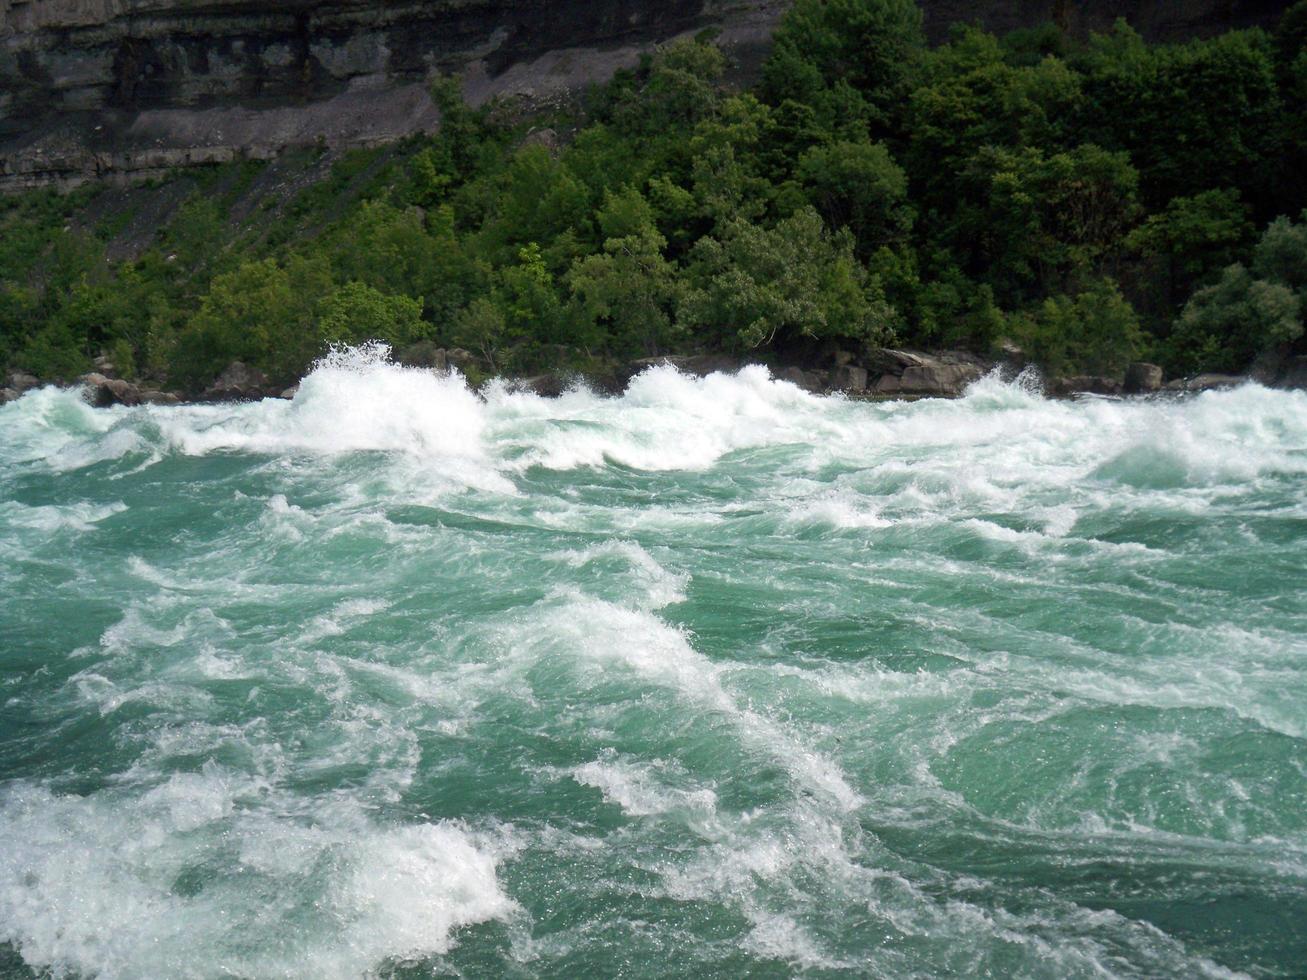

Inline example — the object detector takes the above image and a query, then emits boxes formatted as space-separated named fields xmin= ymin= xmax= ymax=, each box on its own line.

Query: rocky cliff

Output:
xmin=0 ymin=0 xmax=1291 ymax=190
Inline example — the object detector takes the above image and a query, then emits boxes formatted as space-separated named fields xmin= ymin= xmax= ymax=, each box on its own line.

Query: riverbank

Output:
xmin=5 ymin=342 xmax=1307 ymax=411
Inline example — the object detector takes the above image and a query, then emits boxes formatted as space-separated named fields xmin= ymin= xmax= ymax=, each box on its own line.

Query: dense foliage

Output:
xmin=3 ymin=1 xmax=1306 ymax=390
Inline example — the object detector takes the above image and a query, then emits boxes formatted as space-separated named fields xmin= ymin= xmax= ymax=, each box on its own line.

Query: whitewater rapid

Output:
xmin=1 ymin=349 xmax=1305 ymax=978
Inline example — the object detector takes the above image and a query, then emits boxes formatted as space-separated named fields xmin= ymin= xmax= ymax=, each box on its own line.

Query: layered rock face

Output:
xmin=0 ymin=0 xmax=1290 ymax=189
xmin=1 ymin=0 xmax=788 ymax=187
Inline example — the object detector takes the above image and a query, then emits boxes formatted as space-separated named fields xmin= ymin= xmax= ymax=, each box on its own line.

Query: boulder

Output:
xmin=397 ymin=341 xmax=447 ymax=371
xmin=865 ymin=348 xmax=929 ymax=375
xmin=79 ymin=372 xmax=142 ymax=407
xmin=995 ymin=338 xmax=1028 ymax=368
xmin=514 ymin=373 xmax=570 ymax=397
xmin=774 ymin=365 xmax=826 ymax=393
xmin=204 ymin=361 xmax=269 ymax=401
xmin=1167 ymin=374 xmax=1244 ymax=392
xmin=139 ymin=390 xmax=182 ymax=405
xmin=444 ymin=348 xmax=477 ymax=371
xmin=519 ymin=128 xmax=561 ymax=155
xmin=0 ymin=387 xmax=19 ymax=405
xmin=7 ymin=372 xmax=40 ymax=394
xmin=1051 ymin=375 xmax=1123 ymax=396
xmin=1123 ymin=362 xmax=1163 ymax=394
xmin=878 ymin=361 xmax=984 ymax=398
xmin=866 ymin=349 xmax=986 ymax=398
xmin=828 ymin=364 xmax=868 ymax=393
xmin=279 ymin=385 xmax=300 ymax=400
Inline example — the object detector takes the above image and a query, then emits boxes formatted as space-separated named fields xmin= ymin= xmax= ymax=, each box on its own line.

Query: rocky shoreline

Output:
xmin=4 ymin=343 xmax=1307 ymax=410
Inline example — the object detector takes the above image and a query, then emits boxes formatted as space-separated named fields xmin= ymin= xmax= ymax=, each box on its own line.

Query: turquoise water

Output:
xmin=2 ymin=349 xmax=1306 ymax=979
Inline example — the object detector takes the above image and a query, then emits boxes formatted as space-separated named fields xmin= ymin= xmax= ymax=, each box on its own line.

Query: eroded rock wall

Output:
xmin=0 ymin=0 xmax=1291 ymax=190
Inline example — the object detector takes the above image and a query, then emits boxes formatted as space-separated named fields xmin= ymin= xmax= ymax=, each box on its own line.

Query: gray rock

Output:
xmin=865 ymin=348 xmax=929 ymax=374
xmin=397 ymin=341 xmax=447 ymax=371
xmin=866 ymin=349 xmax=987 ymax=398
xmin=1168 ymin=374 xmax=1244 ymax=392
xmin=444 ymin=348 xmax=477 ymax=371
xmin=279 ymin=385 xmax=300 ymax=400
xmin=204 ymin=361 xmax=269 ymax=401
xmin=828 ymin=364 xmax=868 ymax=393
xmin=519 ymin=128 xmax=561 ymax=155
xmin=1051 ymin=375 xmax=1123 ymax=396
xmin=79 ymin=372 xmax=142 ymax=407
xmin=830 ymin=349 xmax=857 ymax=368
xmin=7 ymin=372 xmax=40 ymax=394
xmin=995 ymin=338 xmax=1028 ymax=368
xmin=139 ymin=390 xmax=182 ymax=405
xmin=0 ymin=387 xmax=20 ymax=405
xmin=1123 ymin=362 xmax=1164 ymax=394
xmin=774 ymin=366 xmax=826 ymax=393
xmin=514 ymin=374 xmax=570 ymax=398
xmin=885 ymin=361 xmax=984 ymax=398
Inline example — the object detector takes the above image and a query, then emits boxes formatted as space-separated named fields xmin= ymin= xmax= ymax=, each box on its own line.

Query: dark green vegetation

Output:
xmin=3 ymin=2 xmax=1307 ymax=392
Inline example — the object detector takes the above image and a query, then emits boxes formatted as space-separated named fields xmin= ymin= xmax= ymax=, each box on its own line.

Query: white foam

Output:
xmin=0 ymin=780 xmax=517 ymax=980
xmin=570 ymin=752 xmax=718 ymax=818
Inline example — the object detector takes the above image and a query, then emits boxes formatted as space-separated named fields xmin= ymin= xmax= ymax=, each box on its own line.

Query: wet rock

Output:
xmin=0 ymin=388 xmax=19 ymax=405
xmin=875 ymin=360 xmax=985 ymax=398
xmin=7 ymin=372 xmax=40 ymax=394
xmin=774 ymin=366 xmax=826 ymax=393
xmin=866 ymin=349 xmax=987 ymax=398
xmin=397 ymin=341 xmax=447 ymax=371
xmin=865 ymin=348 xmax=929 ymax=375
xmin=828 ymin=364 xmax=868 ymax=393
xmin=139 ymin=390 xmax=182 ymax=405
xmin=1051 ymin=375 xmax=1123 ymax=396
xmin=204 ymin=361 xmax=269 ymax=401
xmin=830 ymin=349 xmax=857 ymax=368
xmin=514 ymin=373 xmax=570 ymax=397
xmin=279 ymin=385 xmax=300 ymax=400
xmin=79 ymin=372 xmax=142 ymax=407
xmin=444 ymin=348 xmax=477 ymax=372
xmin=1167 ymin=374 xmax=1244 ymax=392
xmin=995 ymin=338 xmax=1028 ymax=368
xmin=1123 ymin=362 xmax=1163 ymax=394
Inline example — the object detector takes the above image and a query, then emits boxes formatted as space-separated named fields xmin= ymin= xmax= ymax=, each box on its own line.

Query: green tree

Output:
xmin=1078 ymin=24 xmax=1281 ymax=208
xmin=1171 ymin=264 xmax=1301 ymax=372
xmin=761 ymin=0 xmax=925 ymax=136
xmin=1125 ymin=188 xmax=1253 ymax=313
xmin=318 ymin=282 xmax=428 ymax=348
xmin=681 ymin=207 xmax=896 ymax=349
xmin=955 ymin=143 xmax=1140 ymax=303
xmin=1013 ymin=279 xmax=1144 ymax=377
xmin=173 ymin=255 xmax=331 ymax=389
xmin=1168 ymin=211 xmax=1307 ymax=371
xmin=567 ymin=187 xmax=682 ymax=356
xmin=796 ymin=140 xmax=913 ymax=252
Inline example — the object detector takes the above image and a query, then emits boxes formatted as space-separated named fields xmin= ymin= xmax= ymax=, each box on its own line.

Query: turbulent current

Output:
xmin=2 ymin=349 xmax=1306 ymax=979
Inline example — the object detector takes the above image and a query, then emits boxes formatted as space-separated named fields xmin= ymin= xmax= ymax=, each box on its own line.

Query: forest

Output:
xmin=2 ymin=0 xmax=1306 ymax=393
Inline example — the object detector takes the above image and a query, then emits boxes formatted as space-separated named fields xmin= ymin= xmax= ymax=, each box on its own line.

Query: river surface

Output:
xmin=2 ymin=349 xmax=1306 ymax=979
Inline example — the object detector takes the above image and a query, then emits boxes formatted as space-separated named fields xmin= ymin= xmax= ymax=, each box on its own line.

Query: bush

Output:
xmin=318 ymin=282 xmax=428 ymax=348
xmin=1013 ymin=279 xmax=1144 ymax=377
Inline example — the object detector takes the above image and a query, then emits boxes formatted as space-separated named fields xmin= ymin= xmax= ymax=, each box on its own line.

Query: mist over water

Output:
xmin=2 ymin=347 xmax=1305 ymax=979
